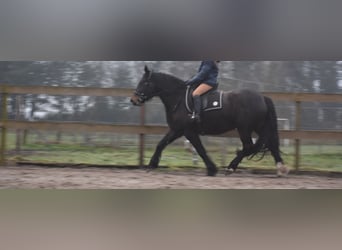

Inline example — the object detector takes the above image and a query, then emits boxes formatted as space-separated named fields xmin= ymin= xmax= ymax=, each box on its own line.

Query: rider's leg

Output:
xmin=191 ymin=83 xmax=213 ymax=122
xmin=192 ymin=83 xmax=213 ymax=96
xmin=192 ymin=95 xmax=202 ymax=121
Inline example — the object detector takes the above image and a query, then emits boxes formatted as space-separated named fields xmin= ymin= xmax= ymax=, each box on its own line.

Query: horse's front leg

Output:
xmin=148 ymin=130 xmax=183 ymax=170
xmin=185 ymin=131 xmax=218 ymax=177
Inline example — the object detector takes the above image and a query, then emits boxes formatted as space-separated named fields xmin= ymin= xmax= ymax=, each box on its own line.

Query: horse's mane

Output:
xmin=154 ymin=72 xmax=186 ymax=88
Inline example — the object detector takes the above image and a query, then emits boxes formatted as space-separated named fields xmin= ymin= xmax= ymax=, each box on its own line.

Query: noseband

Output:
xmin=134 ymin=90 xmax=149 ymax=103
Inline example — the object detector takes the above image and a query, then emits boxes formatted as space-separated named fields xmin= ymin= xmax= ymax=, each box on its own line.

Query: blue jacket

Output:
xmin=186 ymin=61 xmax=219 ymax=87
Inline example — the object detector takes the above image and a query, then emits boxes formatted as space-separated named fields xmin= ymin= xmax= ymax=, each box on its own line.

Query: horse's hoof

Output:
xmin=207 ymin=168 xmax=218 ymax=177
xmin=276 ymin=163 xmax=289 ymax=177
xmin=146 ymin=166 xmax=157 ymax=173
xmin=225 ymin=165 xmax=237 ymax=176
xmin=225 ymin=168 xmax=235 ymax=176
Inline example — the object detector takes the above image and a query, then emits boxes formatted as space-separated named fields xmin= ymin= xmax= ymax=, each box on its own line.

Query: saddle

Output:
xmin=185 ymin=86 xmax=224 ymax=114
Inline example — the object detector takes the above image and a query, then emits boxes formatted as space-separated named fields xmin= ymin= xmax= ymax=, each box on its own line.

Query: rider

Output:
xmin=185 ymin=61 xmax=220 ymax=123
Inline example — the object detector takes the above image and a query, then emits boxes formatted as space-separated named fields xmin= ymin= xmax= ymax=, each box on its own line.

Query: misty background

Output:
xmin=1 ymin=61 xmax=341 ymax=131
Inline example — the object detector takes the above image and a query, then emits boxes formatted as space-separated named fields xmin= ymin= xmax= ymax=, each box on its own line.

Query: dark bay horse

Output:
xmin=131 ymin=66 xmax=289 ymax=177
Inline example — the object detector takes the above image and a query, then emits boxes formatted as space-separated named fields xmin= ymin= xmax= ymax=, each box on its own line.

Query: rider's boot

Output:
xmin=191 ymin=95 xmax=201 ymax=124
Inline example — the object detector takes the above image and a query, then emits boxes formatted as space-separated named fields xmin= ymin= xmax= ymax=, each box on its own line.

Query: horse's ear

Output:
xmin=144 ymin=65 xmax=150 ymax=74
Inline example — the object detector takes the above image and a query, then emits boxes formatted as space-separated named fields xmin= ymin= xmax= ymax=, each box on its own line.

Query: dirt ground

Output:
xmin=0 ymin=165 xmax=341 ymax=189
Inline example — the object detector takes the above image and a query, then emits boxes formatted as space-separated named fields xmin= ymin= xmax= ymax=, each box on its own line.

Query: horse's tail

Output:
xmin=250 ymin=96 xmax=281 ymax=161
xmin=264 ymin=96 xmax=281 ymax=151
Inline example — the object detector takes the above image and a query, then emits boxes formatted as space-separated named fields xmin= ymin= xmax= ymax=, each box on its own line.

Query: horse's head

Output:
xmin=131 ymin=65 xmax=159 ymax=106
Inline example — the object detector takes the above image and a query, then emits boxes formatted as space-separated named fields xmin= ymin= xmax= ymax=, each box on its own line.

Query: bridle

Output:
xmin=134 ymin=90 xmax=149 ymax=104
xmin=134 ymin=70 xmax=159 ymax=103
xmin=134 ymin=70 xmax=185 ymax=110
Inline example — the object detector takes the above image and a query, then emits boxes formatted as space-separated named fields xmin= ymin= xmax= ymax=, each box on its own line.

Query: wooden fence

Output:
xmin=1 ymin=85 xmax=342 ymax=170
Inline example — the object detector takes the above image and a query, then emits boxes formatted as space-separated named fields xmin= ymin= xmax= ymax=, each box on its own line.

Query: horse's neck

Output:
xmin=159 ymin=87 xmax=185 ymax=110
xmin=155 ymin=73 xmax=185 ymax=111
xmin=155 ymin=73 xmax=185 ymax=88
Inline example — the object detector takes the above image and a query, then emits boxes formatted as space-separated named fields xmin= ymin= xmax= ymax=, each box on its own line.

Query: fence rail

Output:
xmin=1 ymin=85 xmax=342 ymax=170
xmin=0 ymin=85 xmax=133 ymax=97
xmin=1 ymin=85 xmax=342 ymax=102
xmin=1 ymin=121 xmax=342 ymax=140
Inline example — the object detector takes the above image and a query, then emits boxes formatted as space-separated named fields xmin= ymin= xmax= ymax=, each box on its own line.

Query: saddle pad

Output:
xmin=185 ymin=86 xmax=223 ymax=113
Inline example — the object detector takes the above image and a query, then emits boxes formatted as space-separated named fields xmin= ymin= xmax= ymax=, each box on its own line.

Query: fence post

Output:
xmin=294 ymin=100 xmax=301 ymax=172
xmin=0 ymin=87 xmax=8 ymax=165
xmin=15 ymin=95 xmax=22 ymax=152
xmin=139 ymin=105 xmax=146 ymax=167
xmin=23 ymin=129 xmax=28 ymax=145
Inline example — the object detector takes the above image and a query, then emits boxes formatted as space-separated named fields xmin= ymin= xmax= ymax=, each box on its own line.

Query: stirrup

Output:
xmin=191 ymin=113 xmax=201 ymax=124
xmin=191 ymin=112 xmax=200 ymax=119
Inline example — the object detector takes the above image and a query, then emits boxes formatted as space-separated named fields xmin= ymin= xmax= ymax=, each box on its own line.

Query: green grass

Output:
xmin=5 ymin=132 xmax=342 ymax=172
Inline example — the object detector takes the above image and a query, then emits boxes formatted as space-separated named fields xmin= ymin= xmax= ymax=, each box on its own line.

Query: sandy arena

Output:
xmin=0 ymin=165 xmax=341 ymax=189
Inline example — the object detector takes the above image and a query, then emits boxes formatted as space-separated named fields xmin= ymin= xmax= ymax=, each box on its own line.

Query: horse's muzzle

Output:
xmin=130 ymin=94 xmax=143 ymax=106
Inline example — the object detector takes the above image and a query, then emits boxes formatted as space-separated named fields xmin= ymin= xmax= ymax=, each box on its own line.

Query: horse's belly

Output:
xmin=201 ymin=120 xmax=235 ymax=135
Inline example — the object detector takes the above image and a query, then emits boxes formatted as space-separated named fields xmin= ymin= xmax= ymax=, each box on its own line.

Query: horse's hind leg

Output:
xmin=185 ymin=131 xmax=218 ymax=176
xmin=226 ymin=128 xmax=254 ymax=174
xmin=267 ymin=135 xmax=289 ymax=177
xmin=148 ymin=130 xmax=183 ymax=170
